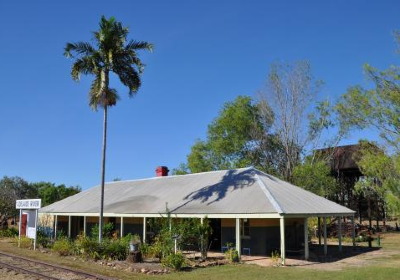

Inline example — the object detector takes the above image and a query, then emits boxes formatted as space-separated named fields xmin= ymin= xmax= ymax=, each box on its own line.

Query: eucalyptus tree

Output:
xmin=64 ymin=16 xmax=153 ymax=242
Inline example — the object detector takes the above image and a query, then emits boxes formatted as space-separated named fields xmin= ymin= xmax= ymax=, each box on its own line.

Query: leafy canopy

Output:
xmin=292 ymin=157 xmax=337 ymax=197
xmin=64 ymin=16 xmax=153 ymax=110
xmin=336 ymin=31 xmax=400 ymax=216
xmin=174 ymin=96 xmax=284 ymax=175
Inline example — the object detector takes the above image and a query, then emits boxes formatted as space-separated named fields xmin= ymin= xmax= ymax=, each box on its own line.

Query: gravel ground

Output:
xmin=0 ymin=267 xmax=30 ymax=280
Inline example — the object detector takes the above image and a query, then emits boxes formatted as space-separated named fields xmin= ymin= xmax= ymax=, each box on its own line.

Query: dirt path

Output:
xmin=243 ymin=232 xmax=400 ymax=271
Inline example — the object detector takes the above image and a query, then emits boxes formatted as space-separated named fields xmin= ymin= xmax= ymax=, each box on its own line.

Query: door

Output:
xmin=21 ymin=213 xmax=27 ymax=236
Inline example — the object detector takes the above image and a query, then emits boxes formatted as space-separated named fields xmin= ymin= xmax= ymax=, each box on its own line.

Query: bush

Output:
xmin=37 ymin=228 xmax=52 ymax=248
xmin=161 ymin=253 xmax=186 ymax=270
xmin=18 ymin=237 xmax=32 ymax=249
xmin=53 ymin=238 xmax=74 ymax=256
xmin=139 ymin=243 xmax=151 ymax=258
xmin=104 ymin=238 xmax=129 ymax=260
xmin=90 ymin=223 xmax=115 ymax=240
xmin=75 ymin=235 xmax=129 ymax=261
xmin=75 ymin=235 xmax=98 ymax=257
xmin=225 ymin=248 xmax=239 ymax=263
xmin=355 ymin=234 xmax=373 ymax=242
xmin=0 ymin=227 xmax=18 ymax=238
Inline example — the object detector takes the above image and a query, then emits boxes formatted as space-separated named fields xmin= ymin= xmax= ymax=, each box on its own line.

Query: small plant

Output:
xmin=161 ymin=253 xmax=186 ymax=270
xmin=131 ymin=234 xmax=141 ymax=245
xmin=139 ymin=243 xmax=151 ymax=258
xmin=271 ymin=250 xmax=281 ymax=267
xmin=53 ymin=238 xmax=74 ymax=256
xmin=224 ymin=245 xmax=239 ymax=263
xmin=18 ymin=237 xmax=32 ymax=249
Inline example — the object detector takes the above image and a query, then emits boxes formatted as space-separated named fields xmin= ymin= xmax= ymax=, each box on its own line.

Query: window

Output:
xmin=241 ymin=219 xmax=250 ymax=237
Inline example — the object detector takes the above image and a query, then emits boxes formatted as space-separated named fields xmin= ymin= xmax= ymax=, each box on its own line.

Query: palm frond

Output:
xmin=64 ymin=42 xmax=96 ymax=58
xmin=113 ymin=64 xmax=141 ymax=96
xmin=126 ymin=40 xmax=154 ymax=52
xmin=89 ymin=75 xmax=102 ymax=110
xmin=113 ymin=51 xmax=144 ymax=73
xmin=71 ymin=56 xmax=99 ymax=81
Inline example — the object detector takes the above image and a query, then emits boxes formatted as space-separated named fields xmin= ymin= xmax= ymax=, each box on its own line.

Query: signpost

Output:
xmin=16 ymin=199 xmax=41 ymax=250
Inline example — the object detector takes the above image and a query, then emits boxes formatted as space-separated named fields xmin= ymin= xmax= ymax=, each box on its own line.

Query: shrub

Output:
xmin=18 ymin=237 xmax=32 ymax=249
xmin=0 ymin=227 xmax=19 ymax=238
xmin=161 ymin=253 xmax=186 ymax=270
xmin=104 ymin=238 xmax=129 ymax=260
xmin=131 ymin=234 xmax=141 ymax=245
xmin=355 ymin=234 xmax=373 ymax=242
xmin=151 ymin=233 xmax=173 ymax=260
xmin=75 ymin=235 xmax=98 ymax=257
xmin=53 ymin=238 xmax=74 ymax=256
xmin=75 ymin=235 xmax=129 ymax=261
xmin=90 ymin=223 xmax=115 ymax=239
xmin=139 ymin=243 xmax=151 ymax=258
xmin=37 ymin=228 xmax=52 ymax=248
xmin=225 ymin=248 xmax=239 ymax=263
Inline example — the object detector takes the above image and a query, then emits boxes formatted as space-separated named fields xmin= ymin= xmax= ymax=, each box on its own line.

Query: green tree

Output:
xmin=336 ymin=32 xmax=400 ymax=218
xmin=354 ymin=141 xmax=400 ymax=221
xmin=0 ymin=177 xmax=36 ymax=228
xmin=336 ymin=34 xmax=400 ymax=150
xmin=31 ymin=182 xmax=81 ymax=207
xmin=171 ymin=163 xmax=190 ymax=175
xmin=292 ymin=157 xmax=337 ymax=198
xmin=64 ymin=16 xmax=153 ymax=241
xmin=181 ymin=96 xmax=284 ymax=174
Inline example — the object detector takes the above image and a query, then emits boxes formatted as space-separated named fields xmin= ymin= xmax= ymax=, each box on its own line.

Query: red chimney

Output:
xmin=156 ymin=166 xmax=169 ymax=177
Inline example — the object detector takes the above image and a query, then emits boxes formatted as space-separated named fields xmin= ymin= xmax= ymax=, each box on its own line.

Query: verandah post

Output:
xmin=280 ymin=216 xmax=286 ymax=265
xmin=338 ymin=216 xmax=342 ymax=252
xmin=304 ymin=217 xmax=309 ymax=260
xmin=235 ymin=218 xmax=241 ymax=259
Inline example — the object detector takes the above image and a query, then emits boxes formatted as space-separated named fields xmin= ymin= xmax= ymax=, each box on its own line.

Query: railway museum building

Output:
xmin=40 ymin=167 xmax=355 ymax=264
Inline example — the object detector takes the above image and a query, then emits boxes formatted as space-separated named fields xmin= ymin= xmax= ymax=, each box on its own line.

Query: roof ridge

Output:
xmin=104 ymin=166 xmax=254 ymax=185
xmin=253 ymin=172 xmax=283 ymax=214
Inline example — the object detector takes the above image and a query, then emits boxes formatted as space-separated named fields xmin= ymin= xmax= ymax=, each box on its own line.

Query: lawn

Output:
xmin=0 ymin=232 xmax=399 ymax=280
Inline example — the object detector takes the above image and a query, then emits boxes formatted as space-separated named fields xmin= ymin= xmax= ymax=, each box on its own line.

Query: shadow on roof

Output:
xmin=171 ymin=169 xmax=256 ymax=212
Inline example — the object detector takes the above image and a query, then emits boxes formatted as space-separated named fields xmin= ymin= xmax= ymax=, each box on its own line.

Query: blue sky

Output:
xmin=0 ymin=1 xmax=399 ymax=189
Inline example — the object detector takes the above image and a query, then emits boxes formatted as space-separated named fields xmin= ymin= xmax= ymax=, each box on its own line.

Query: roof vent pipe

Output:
xmin=156 ymin=166 xmax=169 ymax=177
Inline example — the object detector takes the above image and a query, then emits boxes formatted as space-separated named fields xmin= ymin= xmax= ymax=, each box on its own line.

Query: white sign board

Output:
xmin=16 ymin=199 xmax=41 ymax=250
xmin=27 ymin=227 xmax=36 ymax=239
xmin=16 ymin=199 xmax=41 ymax=209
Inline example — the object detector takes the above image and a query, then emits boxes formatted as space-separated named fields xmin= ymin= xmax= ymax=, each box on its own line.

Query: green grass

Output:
xmin=1 ymin=232 xmax=400 ymax=280
xmin=164 ymin=265 xmax=400 ymax=280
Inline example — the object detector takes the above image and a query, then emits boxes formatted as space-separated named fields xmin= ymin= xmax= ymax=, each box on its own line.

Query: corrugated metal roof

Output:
xmin=40 ymin=167 xmax=354 ymax=216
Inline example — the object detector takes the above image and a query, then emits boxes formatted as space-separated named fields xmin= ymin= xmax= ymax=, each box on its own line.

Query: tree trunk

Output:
xmin=376 ymin=196 xmax=379 ymax=231
xmin=368 ymin=197 xmax=372 ymax=230
xmin=382 ymin=202 xmax=386 ymax=228
xmin=358 ymin=196 xmax=362 ymax=223
xmin=99 ymin=105 xmax=108 ymax=242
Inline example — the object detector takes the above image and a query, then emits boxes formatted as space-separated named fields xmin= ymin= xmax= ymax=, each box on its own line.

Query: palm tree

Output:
xmin=64 ymin=16 xmax=153 ymax=242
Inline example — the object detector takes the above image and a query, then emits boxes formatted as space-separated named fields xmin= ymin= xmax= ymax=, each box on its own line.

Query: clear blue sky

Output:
xmin=0 ymin=1 xmax=399 ymax=189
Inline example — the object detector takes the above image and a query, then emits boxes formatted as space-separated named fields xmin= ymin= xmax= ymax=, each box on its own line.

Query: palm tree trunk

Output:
xmin=99 ymin=105 xmax=108 ymax=242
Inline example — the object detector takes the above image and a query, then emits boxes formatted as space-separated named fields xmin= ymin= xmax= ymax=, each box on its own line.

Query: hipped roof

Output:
xmin=40 ymin=167 xmax=354 ymax=217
